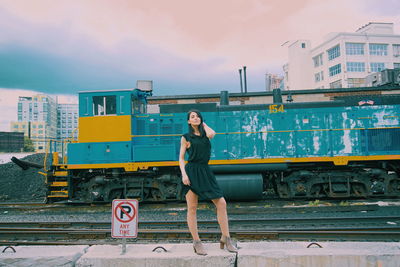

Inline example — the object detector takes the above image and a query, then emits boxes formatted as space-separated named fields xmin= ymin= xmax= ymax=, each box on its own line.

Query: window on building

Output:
xmin=370 ymin=62 xmax=385 ymax=72
xmin=347 ymin=78 xmax=366 ymax=88
xmin=394 ymin=45 xmax=400 ymax=57
xmin=314 ymin=71 xmax=324 ymax=83
xmin=327 ymin=45 xmax=340 ymax=60
xmin=38 ymin=125 xmax=43 ymax=128
xmin=313 ymin=54 xmax=323 ymax=67
xmin=346 ymin=62 xmax=365 ymax=72
xmin=369 ymin=44 xmax=388 ymax=56
xmin=329 ymin=80 xmax=342 ymax=88
xmin=329 ymin=64 xmax=341 ymax=76
xmin=301 ymin=43 xmax=306 ymax=48
xmin=346 ymin=43 xmax=364 ymax=55
xmin=93 ymin=95 xmax=116 ymax=116
xmin=314 ymin=73 xmax=320 ymax=83
xmin=394 ymin=63 xmax=400 ymax=69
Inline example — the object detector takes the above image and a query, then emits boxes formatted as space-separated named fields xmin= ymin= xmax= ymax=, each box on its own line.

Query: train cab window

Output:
xmin=93 ymin=95 xmax=116 ymax=116
xmin=132 ymin=97 xmax=146 ymax=114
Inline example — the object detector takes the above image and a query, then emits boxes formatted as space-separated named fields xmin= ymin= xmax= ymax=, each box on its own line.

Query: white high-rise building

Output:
xmin=10 ymin=94 xmax=57 ymax=152
xmin=284 ymin=22 xmax=400 ymax=90
xmin=265 ymin=73 xmax=284 ymax=91
xmin=57 ymin=103 xmax=78 ymax=141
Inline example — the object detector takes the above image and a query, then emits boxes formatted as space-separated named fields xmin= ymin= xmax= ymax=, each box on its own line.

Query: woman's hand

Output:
xmin=182 ymin=174 xmax=191 ymax=186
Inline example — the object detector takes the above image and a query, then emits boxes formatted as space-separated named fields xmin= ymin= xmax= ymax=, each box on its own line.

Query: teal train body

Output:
xmin=47 ymin=88 xmax=400 ymax=203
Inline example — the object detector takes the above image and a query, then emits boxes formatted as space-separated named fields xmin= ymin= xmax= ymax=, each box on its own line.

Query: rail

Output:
xmin=1 ymin=216 xmax=399 ymax=245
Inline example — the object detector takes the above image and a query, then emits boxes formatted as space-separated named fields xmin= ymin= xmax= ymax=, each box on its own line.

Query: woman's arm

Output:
xmin=203 ymin=122 xmax=216 ymax=139
xmin=179 ymin=136 xmax=190 ymax=186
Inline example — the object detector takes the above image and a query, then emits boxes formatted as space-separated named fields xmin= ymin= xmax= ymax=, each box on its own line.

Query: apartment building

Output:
xmin=284 ymin=22 xmax=400 ymax=90
xmin=57 ymin=103 xmax=78 ymax=141
xmin=10 ymin=94 xmax=57 ymax=152
xmin=265 ymin=73 xmax=284 ymax=91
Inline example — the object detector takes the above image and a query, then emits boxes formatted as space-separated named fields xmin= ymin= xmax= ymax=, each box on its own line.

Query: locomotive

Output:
xmin=45 ymin=87 xmax=400 ymax=203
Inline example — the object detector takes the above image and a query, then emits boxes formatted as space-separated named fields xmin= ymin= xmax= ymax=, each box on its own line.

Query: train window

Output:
xmin=132 ymin=97 xmax=146 ymax=114
xmin=83 ymin=97 xmax=89 ymax=115
xmin=93 ymin=96 xmax=116 ymax=116
xmin=119 ymin=96 xmax=125 ymax=114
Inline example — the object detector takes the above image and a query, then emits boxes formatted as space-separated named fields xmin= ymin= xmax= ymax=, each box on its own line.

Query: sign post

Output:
xmin=111 ymin=199 xmax=139 ymax=255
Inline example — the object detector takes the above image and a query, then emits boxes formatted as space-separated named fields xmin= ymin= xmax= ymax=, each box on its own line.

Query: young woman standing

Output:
xmin=179 ymin=110 xmax=237 ymax=255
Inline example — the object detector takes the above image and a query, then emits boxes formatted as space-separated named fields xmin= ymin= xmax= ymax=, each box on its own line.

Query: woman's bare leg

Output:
xmin=186 ymin=190 xmax=200 ymax=240
xmin=212 ymin=197 xmax=230 ymax=237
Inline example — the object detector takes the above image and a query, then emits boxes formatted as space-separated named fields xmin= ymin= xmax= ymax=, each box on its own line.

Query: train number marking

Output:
xmin=269 ymin=104 xmax=284 ymax=113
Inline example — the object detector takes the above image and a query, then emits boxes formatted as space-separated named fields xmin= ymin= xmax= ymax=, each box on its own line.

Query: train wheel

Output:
xmin=388 ymin=179 xmax=400 ymax=195
xmin=351 ymin=183 xmax=367 ymax=197
xmin=109 ymin=190 xmax=123 ymax=200
xmin=309 ymin=184 xmax=325 ymax=198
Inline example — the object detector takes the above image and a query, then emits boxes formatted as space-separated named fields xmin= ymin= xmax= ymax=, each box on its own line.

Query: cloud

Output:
xmin=0 ymin=0 xmax=399 ymax=96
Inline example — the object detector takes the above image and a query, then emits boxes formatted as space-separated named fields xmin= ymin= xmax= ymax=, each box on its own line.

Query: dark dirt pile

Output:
xmin=0 ymin=153 xmax=52 ymax=202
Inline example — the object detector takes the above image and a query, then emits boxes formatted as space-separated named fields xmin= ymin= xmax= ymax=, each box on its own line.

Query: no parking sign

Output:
xmin=111 ymin=199 xmax=138 ymax=238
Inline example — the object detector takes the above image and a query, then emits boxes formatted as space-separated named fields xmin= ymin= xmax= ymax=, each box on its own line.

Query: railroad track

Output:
xmin=0 ymin=201 xmax=387 ymax=213
xmin=0 ymin=215 xmax=399 ymax=229
xmin=1 ymin=216 xmax=399 ymax=245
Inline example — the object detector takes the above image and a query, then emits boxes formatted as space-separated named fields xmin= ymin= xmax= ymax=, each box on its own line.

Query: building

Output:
xmin=10 ymin=94 xmax=57 ymax=152
xmin=0 ymin=132 xmax=24 ymax=152
xmin=57 ymin=103 xmax=79 ymax=151
xmin=265 ymin=73 xmax=284 ymax=91
xmin=284 ymin=22 xmax=400 ymax=90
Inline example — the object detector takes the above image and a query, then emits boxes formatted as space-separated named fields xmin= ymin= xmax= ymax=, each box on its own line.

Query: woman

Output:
xmin=179 ymin=109 xmax=237 ymax=255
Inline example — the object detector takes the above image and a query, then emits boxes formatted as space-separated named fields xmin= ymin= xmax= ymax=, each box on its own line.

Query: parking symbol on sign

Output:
xmin=112 ymin=199 xmax=138 ymax=238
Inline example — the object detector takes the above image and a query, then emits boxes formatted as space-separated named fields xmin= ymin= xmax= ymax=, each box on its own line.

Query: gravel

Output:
xmin=0 ymin=153 xmax=51 ymax=202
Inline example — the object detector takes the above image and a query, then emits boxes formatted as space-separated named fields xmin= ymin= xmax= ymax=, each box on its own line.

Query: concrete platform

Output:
xmin=75 ymin=243 xmax=237 ymax=267
xmin=0 ymin=245 xmax=88 ymax=267
xmin=238 ymin=242 xmax=400 ymax=267
xmin=1 ymin=242 xmax=400 ymax=267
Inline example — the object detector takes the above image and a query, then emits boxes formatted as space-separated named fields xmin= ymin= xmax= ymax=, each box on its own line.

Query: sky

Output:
xmin=0 ymin=0 xmax=399 ymax=130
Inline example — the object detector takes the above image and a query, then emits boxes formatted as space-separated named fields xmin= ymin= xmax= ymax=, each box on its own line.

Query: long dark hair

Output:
xmin=187 ymin=109 xmax=206 ymax=137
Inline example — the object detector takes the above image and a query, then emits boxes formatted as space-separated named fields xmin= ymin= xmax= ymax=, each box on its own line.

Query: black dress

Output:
xmin=182 ymin=133 xmax=224 ymax=200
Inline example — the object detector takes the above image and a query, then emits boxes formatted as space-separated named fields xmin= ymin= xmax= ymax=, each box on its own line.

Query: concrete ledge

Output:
xmin=76 ymin=243 xmax=237 ymax=267
xmin=2 ymin=242 xmax=400 ymax=267
xmin=0 ymin=245 xmax=89 ymax=267
xmin=237 ymin=242 xmax=400 ymax=267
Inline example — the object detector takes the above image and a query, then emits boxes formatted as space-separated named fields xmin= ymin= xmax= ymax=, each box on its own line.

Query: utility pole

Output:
xmin=243 ymin=66 xmax=247 ymax=93
xmin=239 ymin=69 xmax=243 ymax=93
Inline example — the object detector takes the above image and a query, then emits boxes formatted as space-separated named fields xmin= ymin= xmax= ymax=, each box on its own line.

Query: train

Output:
xmin=44 ymin=87 xmax=400 ymax=203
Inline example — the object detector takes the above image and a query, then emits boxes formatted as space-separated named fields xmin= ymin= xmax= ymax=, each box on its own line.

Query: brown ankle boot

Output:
xmin=193 ymin=240 xmax=207 ymax=255
xmin=220 ymin=235 xmax=238 ymax=253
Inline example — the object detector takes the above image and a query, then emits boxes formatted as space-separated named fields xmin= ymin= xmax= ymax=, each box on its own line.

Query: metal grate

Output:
xmin=361 ymin=128 xmax=400 ymax=152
